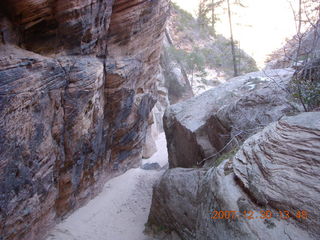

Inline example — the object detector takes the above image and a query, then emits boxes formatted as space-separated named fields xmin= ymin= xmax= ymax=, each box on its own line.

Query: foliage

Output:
xmin=198 ymin=0 xmax=225 ymax=33
xmin=198 ymin=0 xmax=210 ymax=27
xmin=291 ymin=58 xmax=320 ymax=111
xmin=169 ymin=2 xmax=258 ymax=82
xmin=167 ymin=37 xmax=258 ymax=81
xmin=284 ymin=1 xmax=320 ymax=112
xmin=214 ymin=147 xmax=239 ymax=167
xmin=264 ymin=1 xmax=320 ymax=112
xmin=172 ymin=2 xmax=196 ymax=31
xmin=200 ymin=35 xmax=258 ymax=75
xmin=186 ymin=48 xmax=207 ymax=74
xmin=167 ymin=46 xmax=207 ymax=85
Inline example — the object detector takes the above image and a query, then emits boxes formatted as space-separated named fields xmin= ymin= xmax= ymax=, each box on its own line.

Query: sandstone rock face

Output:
xmin=233 ymin=112 xmax=320 ymax=236
xmin=0 ymin=0 xmax=114 ymax=54
xmin=164 ymin=69 xmax=301 ymax=168
xmin=0 ymin=1 xmax=170 ymax=240
xmin=148 ymin=112 xmax=320 ymax=240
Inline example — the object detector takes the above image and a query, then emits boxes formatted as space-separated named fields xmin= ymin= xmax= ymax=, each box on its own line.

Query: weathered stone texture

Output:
xmin=148 ymin=168 xmax=204 ymax=239
xmin=148 ymin=112 xmax=320 ymax=240
xmin=233 ymin=112 xmax=320 ymax=236
xmin=0 ymin=0 xmax=114 ymax=54
xmin=164 ymin=69 xmax=301 ymax=168
xmin=0 ymin=0 xmax=169 ymax=239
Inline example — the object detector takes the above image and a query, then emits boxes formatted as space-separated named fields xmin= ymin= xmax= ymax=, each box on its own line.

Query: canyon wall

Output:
xmin=0 ymin=0 xmax=169 ymax=240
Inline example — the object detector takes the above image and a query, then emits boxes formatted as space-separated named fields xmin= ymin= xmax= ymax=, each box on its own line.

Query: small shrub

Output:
xmin=214 ymin=147 xmax=239 ymax=167
xmin=291 ymin=58 xmax=320 ymax=111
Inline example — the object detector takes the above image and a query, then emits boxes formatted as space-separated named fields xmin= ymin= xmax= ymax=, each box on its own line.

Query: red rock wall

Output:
xmin=0 ymin=0 xmax=169 ymax=239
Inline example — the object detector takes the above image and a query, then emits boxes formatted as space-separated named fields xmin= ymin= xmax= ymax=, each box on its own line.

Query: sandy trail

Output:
xmin=46 ymin=133 xmax=168 ymax=240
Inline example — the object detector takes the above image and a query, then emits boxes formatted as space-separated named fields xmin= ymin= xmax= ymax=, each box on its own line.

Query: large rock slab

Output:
xmin=148 ymin=112 xmax=320 ymax=240
xmin=164 ymin=69 xmax=300 ymax=168
xmin=233 ymin=111 xmax=320 ymax=236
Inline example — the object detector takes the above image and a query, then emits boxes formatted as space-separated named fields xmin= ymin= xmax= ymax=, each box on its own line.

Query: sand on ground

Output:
xmin=46 ymin=133 xmax=168 ymax=240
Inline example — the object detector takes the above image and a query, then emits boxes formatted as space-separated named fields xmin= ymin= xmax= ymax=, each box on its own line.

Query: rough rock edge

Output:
xmin=148 ymin=112 xmax=320 ymax=240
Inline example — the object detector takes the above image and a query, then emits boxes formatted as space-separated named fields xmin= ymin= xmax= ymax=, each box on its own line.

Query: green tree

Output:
xmin=226 ymin=0 xmax=238 ymax=76
xmin=198 ymin=0 xmax=224 ymax=36
xmin=226 ymin=0 xmax=247 ymax=76
xmin=287 ymin=0 xmax=320 ymax=111
xmin=209 ymin=0 xmax=225 ymax=37
xmin=198 ymin=0 xmax=210 ymax=28
xmin=186 ymin=48 xmax=207 ymax=86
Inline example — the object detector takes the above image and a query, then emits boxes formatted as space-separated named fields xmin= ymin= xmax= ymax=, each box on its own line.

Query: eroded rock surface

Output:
xmin=148 ymin=168 xmax=204 ymax=239
xmin=0 ymin=0 xmax=114 ymax=54
xmin=0 ymin=0 xmax=170 ymax=240
xmin=164 ymin=69 xmax=301 ymax=168
xmin=233 ymin=112 xmax=320 ymax=236
xmin=148 ymin=112 xmax=320 ymax=240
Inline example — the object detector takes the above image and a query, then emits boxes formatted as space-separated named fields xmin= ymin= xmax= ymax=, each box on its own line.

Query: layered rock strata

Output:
xmin=148 ymin=112 xmax=320 ymax=240
xmin=0 ymin=0 xmax=169 ymax=240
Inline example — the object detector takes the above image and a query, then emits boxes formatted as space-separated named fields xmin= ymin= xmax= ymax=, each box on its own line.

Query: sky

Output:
xmin=172 ymin=0 xmax=298 ymax=68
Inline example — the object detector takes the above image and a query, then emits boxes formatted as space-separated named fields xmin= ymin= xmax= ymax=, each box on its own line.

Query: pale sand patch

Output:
xmin=46 ymin=133 xmax=168 ymax=240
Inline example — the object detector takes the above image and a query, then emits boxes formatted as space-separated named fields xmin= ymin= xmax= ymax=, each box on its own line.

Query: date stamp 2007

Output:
xmin=209 ymin=210 xmax=309 ymax=220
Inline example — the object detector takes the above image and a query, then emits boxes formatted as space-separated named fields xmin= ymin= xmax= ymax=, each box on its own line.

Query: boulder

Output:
xmin=148 ymin=112 xmax=320 ymax=239
xmin=147 ymin=168 xmax=205 ymax=239
xmin=164 ymin=69 xmax=301 ymax=168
